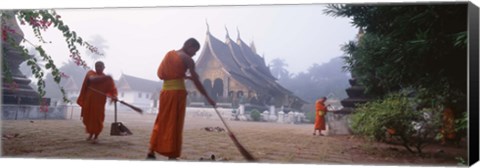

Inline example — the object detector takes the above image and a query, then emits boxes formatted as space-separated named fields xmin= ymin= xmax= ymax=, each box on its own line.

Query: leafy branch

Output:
xmin=2 ymin=10 xmax=103 ymax=103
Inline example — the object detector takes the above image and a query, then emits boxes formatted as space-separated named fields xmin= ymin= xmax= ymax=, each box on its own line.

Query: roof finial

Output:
xmin=225 ymin=25 xmax=230 ymax=37
xmin=250 ymin=39 xmax=257 ymax=53
xmin=237 ymin=26 xmax=240 ymax=40
xmin=205 ymin=19 xmax=210 ymax=34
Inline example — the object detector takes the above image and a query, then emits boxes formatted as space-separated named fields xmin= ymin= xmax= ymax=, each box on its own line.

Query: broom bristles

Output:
xmin=228 ymin=133 xmax=256 ymax=161
xmin=211 ymin=106 xmax=256 ymax=161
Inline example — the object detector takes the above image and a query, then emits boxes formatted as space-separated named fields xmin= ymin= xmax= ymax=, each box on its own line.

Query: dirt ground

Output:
xmin=1 ymin=108 xmax=468 ymax=166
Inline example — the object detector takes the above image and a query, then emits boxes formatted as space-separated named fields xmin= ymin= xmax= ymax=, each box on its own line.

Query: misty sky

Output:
xmin=18 ymin=4 xmax=358 ymax=81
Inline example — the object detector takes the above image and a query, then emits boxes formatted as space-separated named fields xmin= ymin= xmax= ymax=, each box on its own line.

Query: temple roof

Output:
xmin=198 ymin=32 xmax=267 ymax=93
xmin=117 ymin=73 xmax=162 ymax=93
xmin=196 ymin=29 xmax=303 ymax=100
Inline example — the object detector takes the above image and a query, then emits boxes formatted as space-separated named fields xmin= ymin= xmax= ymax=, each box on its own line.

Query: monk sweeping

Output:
xmin=147 ymin=38 xmax=216 ymax=160
xmin=77 ymin=61 xmax=118 ymax=144
xmin=313 ymin=97 xmax=329 ymax=136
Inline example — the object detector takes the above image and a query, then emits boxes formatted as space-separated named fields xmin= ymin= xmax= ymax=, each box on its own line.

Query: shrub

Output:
xmin=350 ymin=90 xmax=443 ymax=153
xmin=250 ymin=109 xmax=261 ymax=121
xmin=455 ymin=111 xmax=467 ymax=133
xmin=437 ymin=111 xmax=467 ymax=145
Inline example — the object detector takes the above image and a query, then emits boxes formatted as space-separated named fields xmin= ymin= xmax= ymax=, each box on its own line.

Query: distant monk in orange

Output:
xmin=77 ymin=61 xmax=118 ymax=144
xmin=147 ymin=38 xmax=216 ymax=160
xmin=441 ymin=105 xmax=456 ymax=145
xmin=314 ymin=97 xmax=329 ymax=136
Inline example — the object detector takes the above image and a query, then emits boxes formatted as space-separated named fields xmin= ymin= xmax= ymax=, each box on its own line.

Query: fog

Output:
xmin=16 ymin=4 xmax=358 ymax=81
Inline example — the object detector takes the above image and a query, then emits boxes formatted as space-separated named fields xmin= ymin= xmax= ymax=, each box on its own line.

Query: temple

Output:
xmin=186 ymin=25 xmax=305 ymax=111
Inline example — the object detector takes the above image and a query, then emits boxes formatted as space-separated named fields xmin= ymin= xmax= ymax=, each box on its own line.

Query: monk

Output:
xmin=147 ymin=38 xmax=216 ymax=160
xmin=441 ymin=106 xmax=456 ymax=145
xmin=77 ymin=61 xmax=118 ymax=144
xmin=313 ymin=97 xmax=329 ymax=136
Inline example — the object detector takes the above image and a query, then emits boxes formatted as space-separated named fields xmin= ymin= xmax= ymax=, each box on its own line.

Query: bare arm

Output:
xmin=180 ymin=53 xmax=216 ymax=106
xmin=106 ymin=77 xmax=119 ymax=102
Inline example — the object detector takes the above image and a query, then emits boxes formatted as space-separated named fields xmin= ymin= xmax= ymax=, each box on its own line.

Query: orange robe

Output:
xmin=314 ymin=100 xmax=327 ymax=131
xmin=149 ymin=50 xmax=188 ymax=158
xmin=442 ymin=107 xmax=456 ymax=140
xmin=77 ymin=70 xmax=117 ymax=135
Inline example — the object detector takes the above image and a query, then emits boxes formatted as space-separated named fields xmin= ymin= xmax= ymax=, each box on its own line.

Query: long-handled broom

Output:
xmin=88 ymin=87 xmax=143 ymax=114
xmin=88 ymin=87 xmax=143 ymax=136
xmin=210 ymin=104 xmax=257 ymax=161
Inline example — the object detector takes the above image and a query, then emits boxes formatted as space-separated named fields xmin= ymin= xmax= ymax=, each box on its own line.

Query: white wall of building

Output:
xmin=113 ymin=90 xmax=158 ymax=112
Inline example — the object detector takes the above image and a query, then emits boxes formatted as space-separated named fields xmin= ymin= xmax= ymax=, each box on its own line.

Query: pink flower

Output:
xmin=1 ymin=27 xmax=15 ymax=41
xmin=7 ymin=82 xmax=19 ymax=91
xmin=40 ymin=98 xmax=49 ymax=112
xmin=2 ymin=29 xmax=7 ymax=41
xmin=60 ymin=72 xmax=69 ymax=78
xmin=69 ymin=52 xmax=87 ymax=67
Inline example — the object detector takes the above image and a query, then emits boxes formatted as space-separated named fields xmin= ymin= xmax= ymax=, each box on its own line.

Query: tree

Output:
xmin=269 ymin=58 xmax=291 ymax=82
xmin=43 ymin=60 xmax=89 ymax=99
xmin=324 ymin=4 xmax=467 ymax=112
xmin=2 ymin=10 xmax=101 ymax=102
xmin=86 ymin=34 xmax=108 ymax=62
xmin=306 ymin=57 xmax=350 ymax=99
xmin=276 ymin=57 xmax=350 ymax=103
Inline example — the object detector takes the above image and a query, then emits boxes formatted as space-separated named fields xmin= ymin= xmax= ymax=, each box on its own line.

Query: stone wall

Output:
xmin=184 ymin=105 xmax=353 ymax=135
xmin=2 ymin=105 xmax=68 ymax=120
xmin=325 ymin=112 xmax=352 ymax=135
xmin=185 ymin=107 xmax=233 ymax=120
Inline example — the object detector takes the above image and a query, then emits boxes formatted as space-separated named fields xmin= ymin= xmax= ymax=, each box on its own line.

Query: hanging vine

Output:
xmin=1 ymin=10 xmax=103 ymax=103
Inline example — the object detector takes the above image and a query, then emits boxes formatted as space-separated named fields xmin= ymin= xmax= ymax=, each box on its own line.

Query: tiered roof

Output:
xmin=196 ymin=27 xmax=299 ymax=99
xmin=117 ymin=74 xmax=162 ymax=93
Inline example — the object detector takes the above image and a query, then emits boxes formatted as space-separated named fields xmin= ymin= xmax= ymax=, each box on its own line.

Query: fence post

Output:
xmin=70 ymin=104 xmax=74 ymax=120
xmin=15 ymin=97 xmax=21 ymax=120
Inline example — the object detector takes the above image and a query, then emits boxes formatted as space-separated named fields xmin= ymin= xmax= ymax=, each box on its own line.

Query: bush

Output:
xmin=250 ymin=109 xmax=261 ymax=121
xmin=350 ymin=90 xmax=443 ymax=153
xmin=455 ymin=111 xmax=467 ymax=133
xmin=437 ymin=111 xmax=467 ymax=144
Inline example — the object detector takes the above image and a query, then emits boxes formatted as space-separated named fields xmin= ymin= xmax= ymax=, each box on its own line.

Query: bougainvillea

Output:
xmin=2 ymin=10 xmax=102 ymax=103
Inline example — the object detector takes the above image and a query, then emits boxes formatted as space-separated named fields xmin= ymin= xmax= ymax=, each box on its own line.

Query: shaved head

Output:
xmin=182 ymin=38 xmax=200 ymax=57
xmin=183 ymin=38 xmax=200 ymax=49
xmin=95 ymin=61 xmax=105 ymax=74
xmin=95 ymin=61 xmax=104 ymax=67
